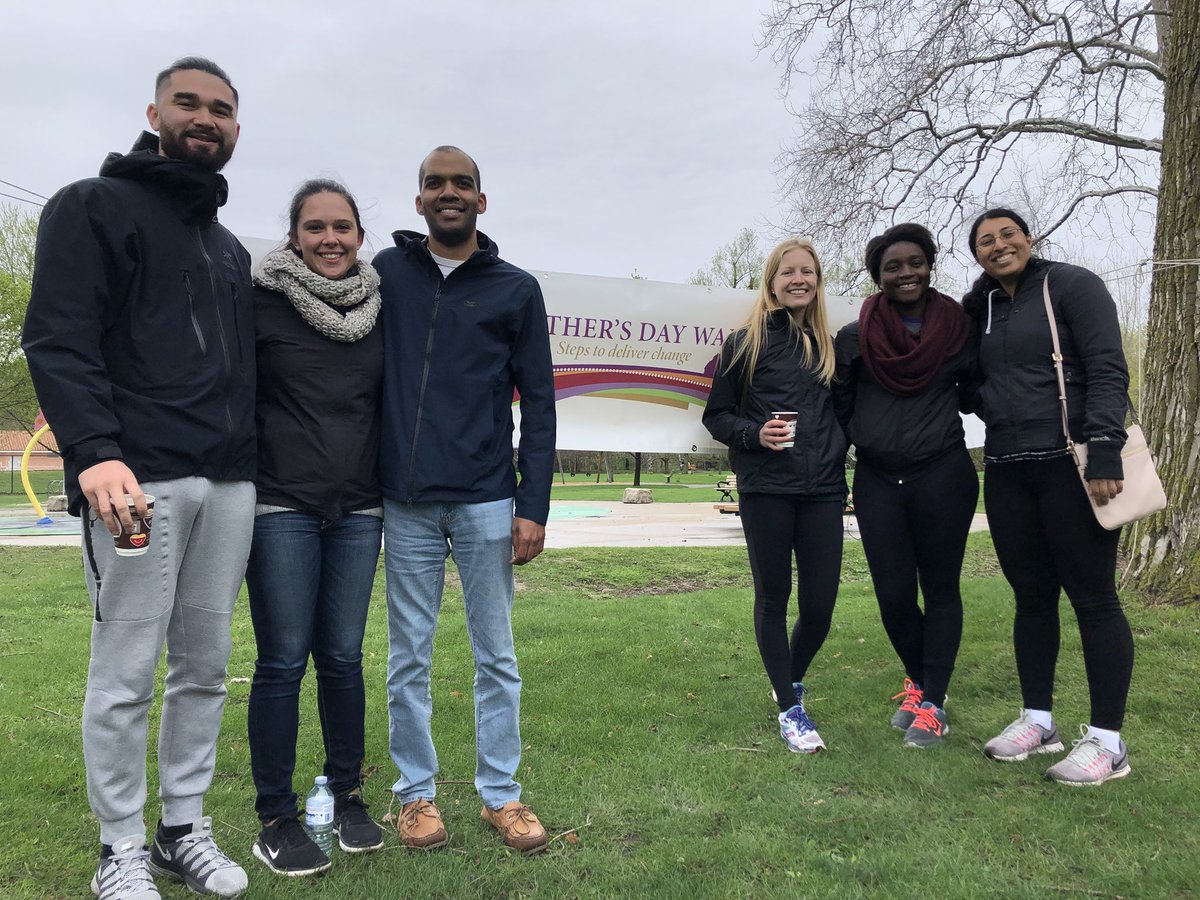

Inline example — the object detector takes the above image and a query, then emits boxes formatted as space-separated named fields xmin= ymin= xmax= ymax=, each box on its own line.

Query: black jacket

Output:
xmin=372 ymin=231 xmax=556 ymax=524
xmin=832 ymin=319 xmax=977 ymax=476
xmin=21 ymin=133 xmax=255 ymax=515
xmin=971 ymin=258 xmax=1128 ymax=479
xmin=252 ymin=284 xmax=382 ymax=520
xmin=702 ymin=310 xmax=847 ymax=498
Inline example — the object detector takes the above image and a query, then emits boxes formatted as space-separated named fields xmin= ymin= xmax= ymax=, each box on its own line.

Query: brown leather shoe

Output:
xmin=397 ymin=798 xmax=448 ymax=850
xmin=480 ymin=801 xmax=548 ymax=855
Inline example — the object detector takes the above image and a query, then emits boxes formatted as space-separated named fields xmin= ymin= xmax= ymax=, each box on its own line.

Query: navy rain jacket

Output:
xmin=372 ymin=230 xmax=556 ymax=524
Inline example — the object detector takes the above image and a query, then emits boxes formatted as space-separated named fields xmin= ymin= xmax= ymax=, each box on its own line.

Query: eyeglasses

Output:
xmin=975 ymin=228 xmax=1024 ymax=251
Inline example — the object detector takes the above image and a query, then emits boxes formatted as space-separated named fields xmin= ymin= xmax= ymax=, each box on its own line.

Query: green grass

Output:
xmin=550 ymin=482 xmax=722 ymax=502
xmin=550 ymin=471 xmax=731 ymax=503
xmin=549 ymin=471 xmax=988 ymax=511
xmin=0 ymin=469 xmax=62 ymax=507
xmin=1 ymin=538 xmax=1197 ymax=897
xmin=551 ymin=471 xmax=731 ymax=485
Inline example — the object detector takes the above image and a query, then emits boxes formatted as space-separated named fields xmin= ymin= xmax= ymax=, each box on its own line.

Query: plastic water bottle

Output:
xmin=305 ymin=775 xmax=335 ymax=855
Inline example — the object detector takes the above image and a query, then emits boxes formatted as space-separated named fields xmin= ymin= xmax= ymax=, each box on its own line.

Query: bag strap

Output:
xmin=1040 ymin=274 xmax=1075 ymax=450
xmin=1041 ymin=273 xmax=1138 ymax=440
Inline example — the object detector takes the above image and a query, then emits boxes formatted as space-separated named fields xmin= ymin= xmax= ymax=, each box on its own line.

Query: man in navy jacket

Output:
xmin=373 ymin=146 xmax=556 ymax=855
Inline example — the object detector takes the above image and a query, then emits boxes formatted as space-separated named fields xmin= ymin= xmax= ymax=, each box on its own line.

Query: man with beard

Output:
xmin=373 ymin=146 xmax=556 ymax=855
xmin=22 ymin=58 xmax=254 ymax=899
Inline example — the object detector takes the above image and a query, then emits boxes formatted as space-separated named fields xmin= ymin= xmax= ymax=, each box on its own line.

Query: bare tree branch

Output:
xmin=1036 ymin=185 xmax=1160 ymax=240
xmin=990 ymin=118 xmax=1161 ymax=151
xmin=761 ymin=0 xmax=1164 ymax=261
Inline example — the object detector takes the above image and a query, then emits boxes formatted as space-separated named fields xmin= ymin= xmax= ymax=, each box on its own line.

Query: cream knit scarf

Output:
xmin=254 ymin=247 xmax=381 ymax=342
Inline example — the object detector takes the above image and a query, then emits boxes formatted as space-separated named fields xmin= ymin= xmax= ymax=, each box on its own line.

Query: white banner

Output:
xmin=529 ymin=271 xmax=859 ymax=452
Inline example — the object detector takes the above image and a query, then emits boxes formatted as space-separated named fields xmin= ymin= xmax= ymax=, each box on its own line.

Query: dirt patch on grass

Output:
xmin=585 ymin=575 xmax=751 ymax=598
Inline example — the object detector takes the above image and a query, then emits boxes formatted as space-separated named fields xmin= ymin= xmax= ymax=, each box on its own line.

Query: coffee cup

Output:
xmin=771 ymin=411 xmax=798 ymax=448
xmin=114 ymin=494 xmax=155 ymax=557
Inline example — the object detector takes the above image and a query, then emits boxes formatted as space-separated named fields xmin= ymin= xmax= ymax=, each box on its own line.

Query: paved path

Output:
xmin=0 ymin=502 xmax=990 ymax=550
xmin=545 ymin=501 xmax=989 ymax=548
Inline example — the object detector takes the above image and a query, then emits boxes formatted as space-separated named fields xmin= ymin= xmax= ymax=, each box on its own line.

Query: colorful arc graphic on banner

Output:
xmin=511 ymin=364 xmax=716 ymax=412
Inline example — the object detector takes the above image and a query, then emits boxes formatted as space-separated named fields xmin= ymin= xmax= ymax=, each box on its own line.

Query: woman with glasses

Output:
xmin=963 ymin=207 xmax=1133 ymax=785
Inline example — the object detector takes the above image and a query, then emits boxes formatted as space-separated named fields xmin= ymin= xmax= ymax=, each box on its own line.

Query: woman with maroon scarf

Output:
xmin=833 ymin=223 xmax=978 ymax=748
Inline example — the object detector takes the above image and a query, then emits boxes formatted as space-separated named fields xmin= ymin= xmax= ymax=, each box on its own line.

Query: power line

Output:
xmin=0 ymin=191 xmax=45 ymax=208
xmin=0 ymin=178 xmax=49 ymax=201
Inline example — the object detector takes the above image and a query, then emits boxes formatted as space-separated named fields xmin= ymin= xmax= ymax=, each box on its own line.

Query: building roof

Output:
xmin=0 ymin=430 xmax=60 ymax=454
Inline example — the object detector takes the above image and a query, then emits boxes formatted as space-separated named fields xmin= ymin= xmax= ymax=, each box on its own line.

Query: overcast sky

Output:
xmin=3 ymin=0 xmax=806 ymax=285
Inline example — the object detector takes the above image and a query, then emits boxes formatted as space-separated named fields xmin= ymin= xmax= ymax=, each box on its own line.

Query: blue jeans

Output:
xmin=245 ymin=511 xmax=382 ymax=821
xmin=383 ymin=498 xmax=522 ymax=809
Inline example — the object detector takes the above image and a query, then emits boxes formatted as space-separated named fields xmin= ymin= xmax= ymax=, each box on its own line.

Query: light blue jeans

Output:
xmin=383 ymin=498 xmax=522 ymax=809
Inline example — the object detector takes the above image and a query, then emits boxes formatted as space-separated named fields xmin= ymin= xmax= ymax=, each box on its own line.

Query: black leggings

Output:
xmin=739 ymin=494 xmax=843 ymax=713
xmin=984 ymin=455 xmax=1133 ymax=730
xmin=853 ymin=447 xmax=978 ymax=708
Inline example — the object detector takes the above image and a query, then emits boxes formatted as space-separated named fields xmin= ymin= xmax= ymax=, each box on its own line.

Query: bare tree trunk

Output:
xmin=1153 ymin=0 xmax=1174 ymax=57
xmin=1127 ymin=0 xmax=1200 ymax=599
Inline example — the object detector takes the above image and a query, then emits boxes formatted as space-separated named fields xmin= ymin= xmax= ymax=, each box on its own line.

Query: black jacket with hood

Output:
xmin=968 ymin=257 xmax=1128 ymax=479
xmin=371 ymin=230 xmax=556 ymax=524
xmin=832 ymin=319 xmax=977 ymax=477
xmin=21 ymin=133 xmax=255 ymax=515
xmin=703 ymin=309 xmax=847 ymax=498
xmin=252 ymin=281 xmax=383 ymax=520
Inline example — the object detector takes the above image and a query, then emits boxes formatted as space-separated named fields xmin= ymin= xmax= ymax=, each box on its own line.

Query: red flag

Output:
xmin=33 ymin=408 xmax=48 ymax=431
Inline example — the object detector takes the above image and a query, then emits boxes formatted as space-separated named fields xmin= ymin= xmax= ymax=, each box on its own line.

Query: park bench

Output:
xmin=715 ymin=475 xmax=737 ymax=503
xmin=714 ymin=475 xmax=739 ymax=515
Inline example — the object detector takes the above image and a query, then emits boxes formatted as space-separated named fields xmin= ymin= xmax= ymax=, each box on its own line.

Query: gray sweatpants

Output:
xmin=81 ymin=477 xmax=254 ymax=844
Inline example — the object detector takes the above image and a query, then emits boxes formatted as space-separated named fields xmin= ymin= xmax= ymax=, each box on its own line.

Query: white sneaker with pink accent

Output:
xmin=1045 ymin=727 xmax=1131 ymax=785
xmin=983 ymin=712 xmax=1065 ymax=762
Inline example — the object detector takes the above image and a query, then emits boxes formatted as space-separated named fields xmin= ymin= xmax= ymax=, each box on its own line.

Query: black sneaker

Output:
xmin=334 ymin=794 xmax=385 ymax=852
xmin=251 ymin=816 xmax=331 ymax=877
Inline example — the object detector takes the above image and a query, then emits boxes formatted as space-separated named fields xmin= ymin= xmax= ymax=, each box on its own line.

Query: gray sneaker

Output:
xmin=903 ymin=701 xmax=947 ymax=748
xmin=983 ymin=712 xmax=1065 ymax=761
xmin=91 ymin=835 xmax=161 ymax=900
xmin=891 ymin=678 xmax=924 ymax=730
xmin=1045 ymin=728 xmax=1131 ymax=785
xmin=148 ymin=817 xmax=248 ymax=897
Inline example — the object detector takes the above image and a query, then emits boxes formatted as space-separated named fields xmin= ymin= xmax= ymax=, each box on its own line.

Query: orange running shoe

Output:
xmin=891 ymin=678 xmax=924 ymax=730
xmin=904 ymin=701 xmax=948 ymax=748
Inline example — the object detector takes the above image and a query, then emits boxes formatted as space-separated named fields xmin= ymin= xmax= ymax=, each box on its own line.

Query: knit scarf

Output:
xmin=254 ymin=248 xmax=381 ymax=342
xmin=858 ymin=288 xmax=969 ymax=396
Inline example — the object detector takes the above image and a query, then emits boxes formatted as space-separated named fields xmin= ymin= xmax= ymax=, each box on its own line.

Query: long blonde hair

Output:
xmin=725 ymin=237 xmax=836 ymax=387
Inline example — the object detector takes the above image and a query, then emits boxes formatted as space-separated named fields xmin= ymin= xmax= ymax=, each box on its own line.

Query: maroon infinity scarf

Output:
xmin=858 ymin=288 xmax=969 ymax=396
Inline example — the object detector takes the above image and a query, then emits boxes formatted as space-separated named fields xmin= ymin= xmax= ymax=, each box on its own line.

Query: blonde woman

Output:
xmin=703 ymin=238 xmax=848 ymax=753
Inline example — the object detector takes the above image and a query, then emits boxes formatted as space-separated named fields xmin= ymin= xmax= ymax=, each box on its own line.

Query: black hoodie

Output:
xmin=22 ymin=133 xmax=255 ymax=515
